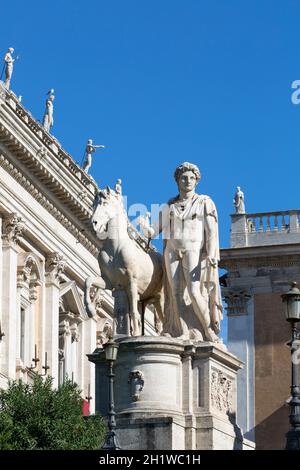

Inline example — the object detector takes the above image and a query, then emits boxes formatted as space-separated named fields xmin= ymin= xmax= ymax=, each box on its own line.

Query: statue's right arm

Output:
xmin=138 ymin=204 xmax=168 ymax=239
xmin=144 ymin=203 xmax=169 ymax=240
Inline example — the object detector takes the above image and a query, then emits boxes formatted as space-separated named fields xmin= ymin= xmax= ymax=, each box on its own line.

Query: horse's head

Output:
xmin=92 ymin=186 xmax=123 ymax=237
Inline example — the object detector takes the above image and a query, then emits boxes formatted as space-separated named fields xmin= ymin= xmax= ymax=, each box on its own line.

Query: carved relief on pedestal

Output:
xmin=210 ymin=369 xmax=233 ymax=414
xmin=2 ymin=213 xmax=25 ymax=245
xmin=45 ymin=252 xmax=66 ymax=284
xmin=128 ymin=370 xmax=145 ymax=402
xmin=222 ymin=288 xmax=251 ymax=316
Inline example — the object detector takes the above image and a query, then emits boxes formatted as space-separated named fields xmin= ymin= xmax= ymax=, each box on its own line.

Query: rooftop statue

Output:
xmin=3 ymin=47 xmax=18 ymax=90
xmin=82 ymin=139 xmax=105 ymax=174
xmin=115 ymin=179 xmax=122 ymax=197
xmin=42 ymin=90 xmax=55 ymax=133
xmin=233 ymin=186 xmax=245 ymax=214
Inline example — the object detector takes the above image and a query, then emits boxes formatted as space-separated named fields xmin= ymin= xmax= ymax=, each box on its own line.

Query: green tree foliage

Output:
xmin=0 ymin=375 xmax=106 ymax=449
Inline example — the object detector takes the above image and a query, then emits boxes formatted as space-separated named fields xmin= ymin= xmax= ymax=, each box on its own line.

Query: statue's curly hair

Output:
xmin=174 ymin=162 xmax=201 ymax=183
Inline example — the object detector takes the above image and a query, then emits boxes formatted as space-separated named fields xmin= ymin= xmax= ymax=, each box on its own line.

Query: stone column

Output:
xmin=182 ymin=344 xmax=196 ymax=449
xmin=0 ymin=217 xmax=3 ymax=352
xmin=44 ymin=252 xmax=66 ymax=387
xmin=59 ymin=318 xmax=72 ymax=381
xmin=29 ymin=281 xmax=39 ymax=370
xmin=224 ymin=289 xmax=255 ymax=442
xmin=0 ymin=214 xmax=25 ymax=379
xmin=70 ymin=322 xmax=80 ymax=383
xmin=83 ymin=316 xmax=97 ymax=414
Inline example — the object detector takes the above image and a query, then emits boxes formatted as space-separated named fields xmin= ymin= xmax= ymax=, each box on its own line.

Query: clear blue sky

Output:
xmin=2 ymin=0 xmax=300 ymax=336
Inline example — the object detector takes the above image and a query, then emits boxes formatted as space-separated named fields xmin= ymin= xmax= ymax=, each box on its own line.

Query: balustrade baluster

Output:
xmin=274 ymin=215 xmax=278 ymax=231
xmin=266 ymin=216 xmax=271 ymax=231
xmin=259 ymin=216 xmax=264 ymax=232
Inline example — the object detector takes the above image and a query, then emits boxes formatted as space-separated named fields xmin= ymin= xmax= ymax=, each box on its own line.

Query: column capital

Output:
xmin=45 ymin=252 xmax=66 ymax=285
xmin=2 ymin=213 xmax=25 ymax=246
xmin=222 ymin=288 xmax=252 ymax=316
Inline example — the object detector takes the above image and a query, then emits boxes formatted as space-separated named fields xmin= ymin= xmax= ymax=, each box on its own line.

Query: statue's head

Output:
xmin=116 ymin=179 xmax=122 ymax=184
xmin=8 ymin=47 xmax=14 ymax=54
xmin=174 ymin=162 xmax=201 ymax=193
xmin=92 ymin=186 xmax=124 ymax=238
xmin=88 ymin=139 xmax=93 ymax=145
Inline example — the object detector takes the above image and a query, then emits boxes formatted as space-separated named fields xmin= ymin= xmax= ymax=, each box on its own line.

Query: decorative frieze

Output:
xmin=0 ymin=153 xmax=98 ymax=255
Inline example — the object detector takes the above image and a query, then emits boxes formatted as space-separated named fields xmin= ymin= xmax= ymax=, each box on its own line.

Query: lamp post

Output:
xmin=101 ymin=338 xmax=121 ymax=450
xmin=282 ymin=282 xmax=300 ymax=450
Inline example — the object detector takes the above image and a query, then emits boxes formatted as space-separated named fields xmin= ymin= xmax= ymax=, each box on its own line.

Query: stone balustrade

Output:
xmin=230 ymin=210 xmax=300 ymax=248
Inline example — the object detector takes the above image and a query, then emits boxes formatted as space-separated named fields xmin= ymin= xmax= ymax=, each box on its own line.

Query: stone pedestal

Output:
xmin=88 ymin=336 xmax=255 ymax=450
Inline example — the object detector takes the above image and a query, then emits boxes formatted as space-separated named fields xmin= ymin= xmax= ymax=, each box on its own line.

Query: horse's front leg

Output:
xmin=127 ymin=280 xmax=141 ymax=336
xmin=153 ymin=293 xmax=165 ymax=335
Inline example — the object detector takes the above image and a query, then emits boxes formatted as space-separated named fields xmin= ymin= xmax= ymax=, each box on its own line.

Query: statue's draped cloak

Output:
xmin=152 ymin=194 xmax=223 ymax=337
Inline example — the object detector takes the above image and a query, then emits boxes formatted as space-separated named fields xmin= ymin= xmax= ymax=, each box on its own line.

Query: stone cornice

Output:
xmin=220 ymin=244 xmax=300 ymax=269
xmin=0 ymin=152 xmax=99 ymax=255
xmin=0 ymin=84 xmax=153 ymax=255
xmin=0 ymin=84 xmax=98 ymax=196
xmin=0 ymin=124 xmax=94 ymax=222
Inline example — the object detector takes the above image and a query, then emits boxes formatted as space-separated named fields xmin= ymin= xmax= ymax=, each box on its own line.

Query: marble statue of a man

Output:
xmin=4 ymin=47 xmax=16 ymax=90
xmin=139 ymin=162 xmax=223 ymax=343
xmin=115 ymin=178 xmax=122 ymax=196
xmin=82 ymin=139 xmax=105 ymax=174
xmin=233 ymin=186 xmax=245 ymax=214
xmin=43 ymin=92 xmax=55 ymax=132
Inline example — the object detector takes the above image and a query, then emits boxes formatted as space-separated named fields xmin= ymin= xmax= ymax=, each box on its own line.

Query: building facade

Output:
xmin=220 ymin=209 xmax=300 ymax=449
xmin=0 ymin=82 xmax=155 ymax=412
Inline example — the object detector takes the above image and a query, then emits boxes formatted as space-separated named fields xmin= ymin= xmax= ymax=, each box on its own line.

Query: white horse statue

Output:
xmin=91 ymin=186 xmax=164 ymax=336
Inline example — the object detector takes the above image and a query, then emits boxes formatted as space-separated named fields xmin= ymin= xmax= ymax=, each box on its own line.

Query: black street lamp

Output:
xmin=282 ymin=282 xmax=300 ymax=450
xmin=101 ymin=338 xmax=121 ymax=450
